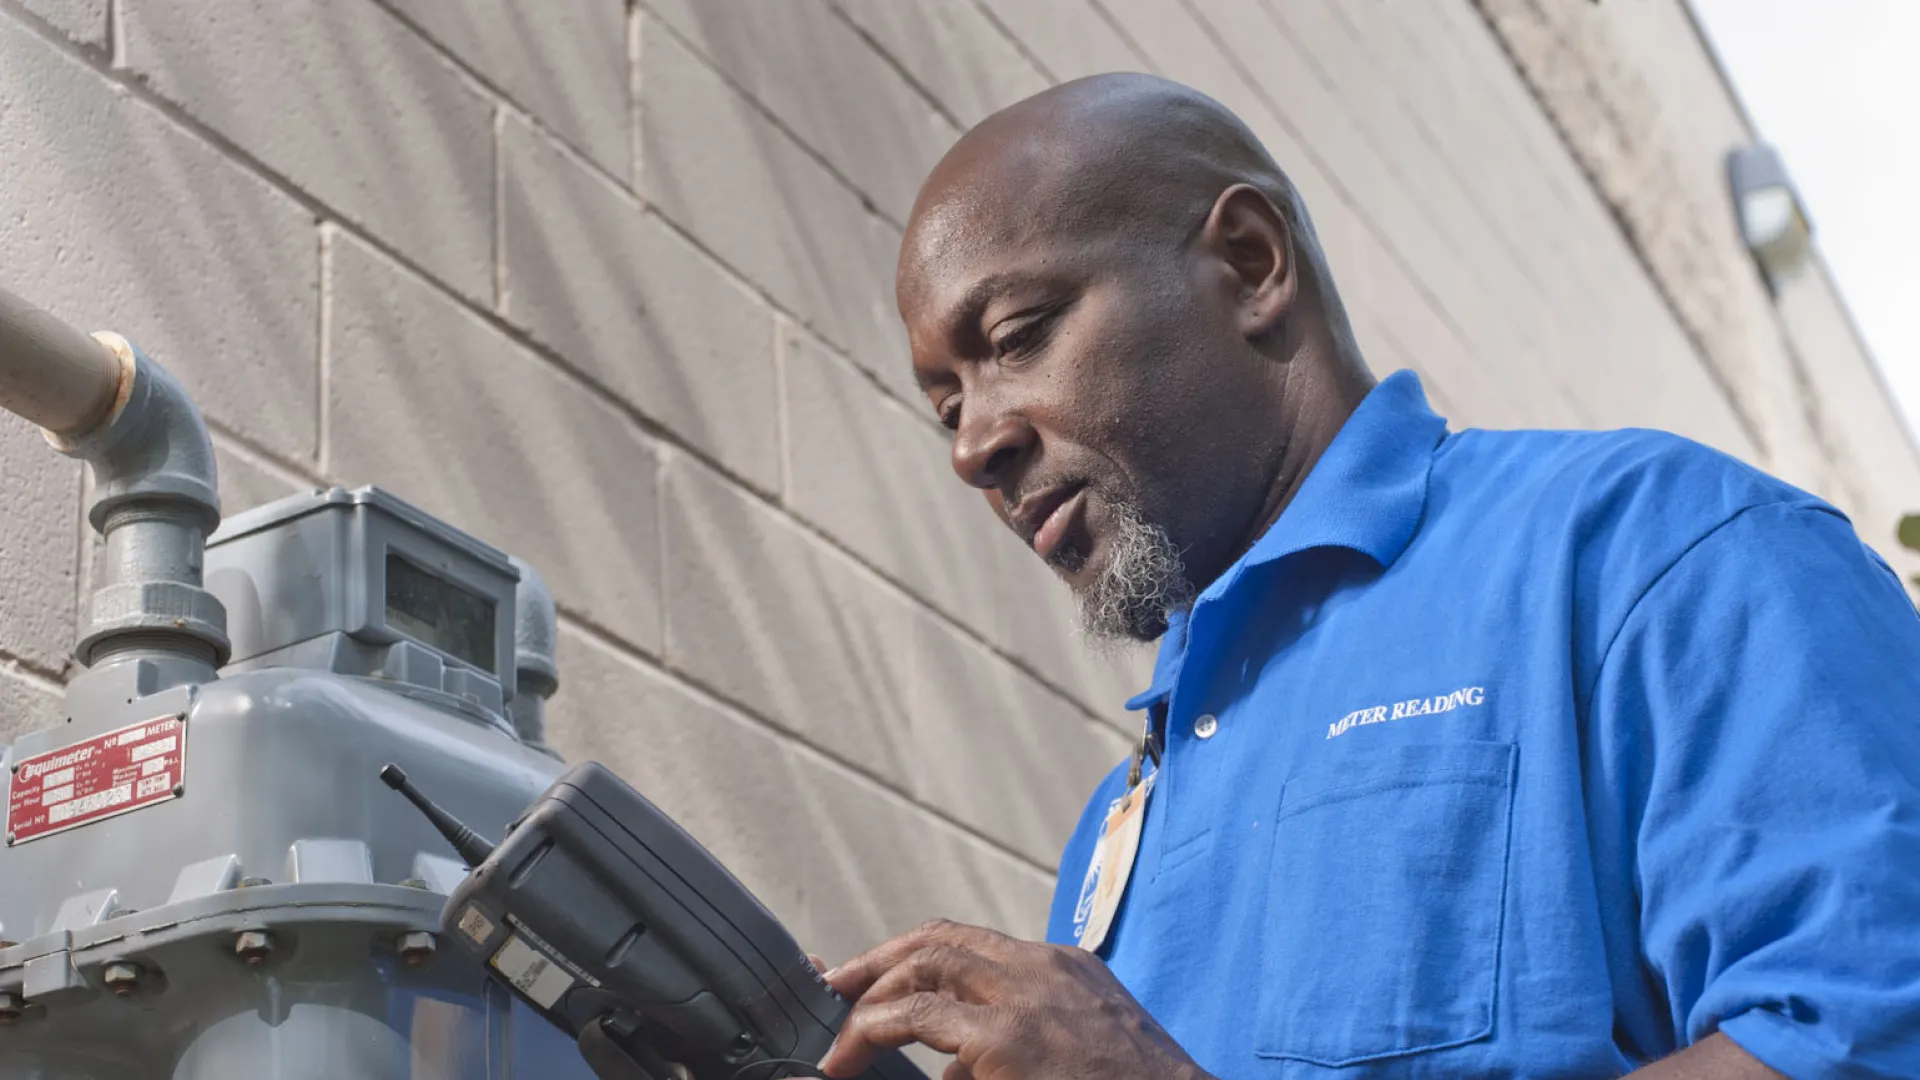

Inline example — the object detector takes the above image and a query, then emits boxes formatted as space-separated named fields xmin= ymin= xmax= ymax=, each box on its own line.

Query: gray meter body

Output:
xmin=209 ymin=485 xmax=522 ymax=723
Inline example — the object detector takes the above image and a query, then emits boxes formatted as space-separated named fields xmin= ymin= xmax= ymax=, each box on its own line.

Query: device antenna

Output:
xmin=380 ymin=763 xmax=496 ymax=866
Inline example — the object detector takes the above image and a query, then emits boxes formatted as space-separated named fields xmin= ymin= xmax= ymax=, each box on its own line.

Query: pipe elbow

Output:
xmin=49 ymin=331 xmax=220 ymax=534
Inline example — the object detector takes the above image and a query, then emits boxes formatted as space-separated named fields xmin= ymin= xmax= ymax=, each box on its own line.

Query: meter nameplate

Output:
xmin=7 ymin=714 xmax=186 ymax=845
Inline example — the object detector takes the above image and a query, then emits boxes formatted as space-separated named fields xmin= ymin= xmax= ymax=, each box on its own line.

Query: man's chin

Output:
xmin=1045 ymin=540 xmax=1104 ymax=589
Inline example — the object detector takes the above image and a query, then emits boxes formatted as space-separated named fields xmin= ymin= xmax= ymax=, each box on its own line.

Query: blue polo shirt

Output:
xmin=1045 ymin=371 xmax=1920 ymax=1078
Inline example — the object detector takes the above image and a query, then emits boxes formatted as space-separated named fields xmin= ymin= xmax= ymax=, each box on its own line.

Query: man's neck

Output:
xmin=1234 ymin=355 xmax=1376 ymax=569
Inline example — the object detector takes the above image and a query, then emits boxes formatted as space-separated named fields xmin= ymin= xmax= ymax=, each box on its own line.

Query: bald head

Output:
xmin=894 ymin=74 xmax=1373 ymax=642
xmin=900 ymin=74 xmax=1326 ymax=316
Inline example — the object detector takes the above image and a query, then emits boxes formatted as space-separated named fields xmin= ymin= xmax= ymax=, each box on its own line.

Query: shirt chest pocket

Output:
xmin=1257 ymin=741 xmax=1517 ymax=1067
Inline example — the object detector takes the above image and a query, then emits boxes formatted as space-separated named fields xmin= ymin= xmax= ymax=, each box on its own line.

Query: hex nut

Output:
xmin=233 ymin=930 xmax=275 ymax=965
xmin=102 ymin=962 xmax=144 ymax=997
xmin=398 ymin=931 xmax=437 ymax=967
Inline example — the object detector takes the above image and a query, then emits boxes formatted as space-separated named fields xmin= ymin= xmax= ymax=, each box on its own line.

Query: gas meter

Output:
xmin=0 ymin=286 xmax=593 ymax=1078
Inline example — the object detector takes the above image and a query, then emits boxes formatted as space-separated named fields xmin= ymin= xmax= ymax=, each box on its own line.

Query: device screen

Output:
xmin=385 ymin=552 xmax=497 ymax=673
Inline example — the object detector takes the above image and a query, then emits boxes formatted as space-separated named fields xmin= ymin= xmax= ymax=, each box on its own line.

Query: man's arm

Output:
xmin=815 ymin=922 xmax=1782 ymax=1080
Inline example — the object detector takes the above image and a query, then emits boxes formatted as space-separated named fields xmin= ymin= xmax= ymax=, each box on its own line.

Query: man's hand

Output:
xmin=816 ymin=919 xmax=1210 ymax=1080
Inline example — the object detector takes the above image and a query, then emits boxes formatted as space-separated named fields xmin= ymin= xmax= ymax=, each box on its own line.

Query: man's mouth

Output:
xmin=1013 ymin=482 xmax=1090 ymax=563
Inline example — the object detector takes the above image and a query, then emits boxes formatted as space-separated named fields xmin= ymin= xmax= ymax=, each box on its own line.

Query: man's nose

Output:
xmin=951 ymin=410 xmax=1036 ymax=490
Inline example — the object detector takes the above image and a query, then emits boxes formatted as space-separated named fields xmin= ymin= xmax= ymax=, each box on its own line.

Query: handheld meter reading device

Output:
xmin=381 ymin=763 xmax=927 ymax=1080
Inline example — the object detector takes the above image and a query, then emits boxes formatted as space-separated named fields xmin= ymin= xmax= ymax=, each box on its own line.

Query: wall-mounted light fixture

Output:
xmin=1726 ymin=143 xmax=1814 ymax=294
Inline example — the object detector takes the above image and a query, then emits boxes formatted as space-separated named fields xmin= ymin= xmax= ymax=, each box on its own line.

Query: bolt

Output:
xmin=398 ymin=931 xmax=437 ymax=967
xmin=238 ymin=877 xmax=273 ymax=888
xmin=399 ymin=877 xmax=431 ymax=890
xmin=0 ymin=992 xmax=21 ymax=1023
xmin=233 ymin=930 xmax=275 ymax=965
xmin=103 ymin=962 xmax=143 ymax=997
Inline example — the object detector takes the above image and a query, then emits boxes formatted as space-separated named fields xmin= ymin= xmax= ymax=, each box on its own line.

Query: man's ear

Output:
xmin=1198 ymin=184 xmax=1297 ymax=341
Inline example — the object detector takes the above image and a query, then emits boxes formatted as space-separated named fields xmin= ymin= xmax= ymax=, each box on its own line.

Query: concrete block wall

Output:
xmin=1 ymin=0 xmax=1914 ymax=967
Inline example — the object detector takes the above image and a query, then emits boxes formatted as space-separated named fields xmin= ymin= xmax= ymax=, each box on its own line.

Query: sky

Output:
xmin=1687 ymin=0 xmax=1920 ymax=439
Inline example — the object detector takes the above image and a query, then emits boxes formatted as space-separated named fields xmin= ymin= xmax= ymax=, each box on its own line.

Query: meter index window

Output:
xmin=384 ymin=552 xmax=497 ymax=674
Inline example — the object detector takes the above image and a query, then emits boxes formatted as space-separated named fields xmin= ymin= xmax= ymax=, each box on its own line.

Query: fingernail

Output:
xmin=821 ymin=966 xmax=839 ymax=982
xmin=816 ymin=1038 xmax=838 ymax=1073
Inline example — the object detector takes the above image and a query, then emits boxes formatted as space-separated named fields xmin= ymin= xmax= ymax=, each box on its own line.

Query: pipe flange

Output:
xmin=79 ymin=581 xmax=232 ymax=666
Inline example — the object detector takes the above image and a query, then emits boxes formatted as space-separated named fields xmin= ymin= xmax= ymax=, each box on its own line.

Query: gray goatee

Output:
xmin=1051 ymin=497 xmax=1194 ymax=645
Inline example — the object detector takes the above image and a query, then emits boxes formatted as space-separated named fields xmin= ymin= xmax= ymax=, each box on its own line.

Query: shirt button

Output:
xmin=1193 ymin=713 xmax=1219 ymax=740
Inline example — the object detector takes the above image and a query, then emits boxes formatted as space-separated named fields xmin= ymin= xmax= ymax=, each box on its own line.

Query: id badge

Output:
xmin=1074 ymin=771 xmax=1153 ymax=954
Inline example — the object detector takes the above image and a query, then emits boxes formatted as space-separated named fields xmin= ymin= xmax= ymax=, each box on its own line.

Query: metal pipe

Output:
xmin=0 ymin=285 xmax=128 ymax=437
xmin=0 ymin=286 xmax=228 ymax=676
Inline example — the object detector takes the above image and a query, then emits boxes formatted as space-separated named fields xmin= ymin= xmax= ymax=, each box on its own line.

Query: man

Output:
xmin=813 ymin=74 xmax=1920 ymax=1079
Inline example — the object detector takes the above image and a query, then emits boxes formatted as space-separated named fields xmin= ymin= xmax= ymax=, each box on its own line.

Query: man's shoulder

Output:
xmin=1436 ymin=425 xmax=1822 ymax=532
xmin=1428 ymin=426 xmax=1846 ymax=619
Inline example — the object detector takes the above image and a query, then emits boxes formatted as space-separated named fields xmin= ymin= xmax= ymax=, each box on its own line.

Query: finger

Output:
xmin=820 ymin=993 xmax=985 ymax=1079
xmin=808 ymin=954 xmax=828 ymax=974
xmin=826 ymin=920 xmax=1015 ymax=998
xmin=855 ymin=942 xmax=1006 ymax=1008
xmin=941 ymin=1061 xmax=976 ymax=1080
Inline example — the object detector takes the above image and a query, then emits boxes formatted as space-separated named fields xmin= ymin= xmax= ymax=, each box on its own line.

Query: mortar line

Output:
xmin=207 ymin=424 xmax=327 ymax=493
xmin=1086 ymin=0 xmax=1159 ymax=72
xmin=773 ymin=320 xmax=796 ymax=503
xmin=315 ymin=222 xmax=334 ymax=474
xmin=821 ymin=0 xmax=968 ymax=131
xmin=105 ymin=0 xmax=121 ymax=66
xmin=491 ymin=107 xmax=509 ymax=315
xmin=962 ymin=0 xmax=1060 ymax=86
xmin=0 ymin=0 xmax=1132 ymax=734
xmin=498 ymin=98 xmax=926 ymax=424
xmin=362 ymin=0 xmax=628 ymax=186
xmin=0 ymin=652 xmax=68 ymax=694
xmin=558 ymin=612 xmax=1064 ymax=879
xmin=627 ymin=0 xmax=644 ymax=193
xmin=637 ymin=6 xmax=925 ymax=230
xmin=68 ymin=459 xmax=89 ymax=682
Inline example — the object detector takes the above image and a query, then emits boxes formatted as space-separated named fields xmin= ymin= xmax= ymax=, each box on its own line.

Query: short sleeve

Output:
xmin=1591 ymin=501 xmax=1920 ymax=1078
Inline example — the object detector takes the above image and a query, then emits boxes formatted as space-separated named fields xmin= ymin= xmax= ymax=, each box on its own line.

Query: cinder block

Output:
xmin=547 ymin=623 xmax=1055 ymax=961
xmin=120 ymin=0 xmax=494 ymax=302
xmin=781 ymin=329 xmax=998 ymax=633
xmin=645 ymin=0 xmax=957 ymax=223
xmin=637 ymin=20 xmax=914 ymax=398
xmin=908 ymin=608 xmax=1131 ymax=867
xmin=378 ymin=0 xmax=629 ymax=177
xmin=661 ymin=454 xmax=916 ymax=781
xmin=0 ymin=9 xmax=318 ymax=462
xmin=975 ymin=0 xmax=1146 ymax=83
xmin=987 ymin=536 xmax=1150 ymax=725
xmin=325 ymin=233 xmax=664 ymax=655
xmin=0 ymin=425 xmax=79 ymax=675
xmin=20 ymin=0 xmax=104 ymax=46
xmin=834 ymin=0 xmax=1049 ymax=127
xmin=784 ymin=329 xmax=1145 ymax=720
xmin=212 ymin=441 xmax=306 ymax=519
xmin=501 ymin=119 xmax=782 ymax=494
xmin=0 ymin=663 xmax=64 ymax=746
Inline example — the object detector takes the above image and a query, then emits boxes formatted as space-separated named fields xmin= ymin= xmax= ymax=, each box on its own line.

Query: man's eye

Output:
xmin=993 ymin=311 xmax=1055 ymax=358
xmin=938 ymin=399 xmax=961 ymax=431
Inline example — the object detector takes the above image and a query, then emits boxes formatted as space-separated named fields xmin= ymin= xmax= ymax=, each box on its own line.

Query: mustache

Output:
xmin=1005 ymin=474 xmax=1098 ymax=545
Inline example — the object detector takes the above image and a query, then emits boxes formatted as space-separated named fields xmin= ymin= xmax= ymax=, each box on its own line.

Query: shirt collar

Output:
xmin=1124 ymin=370 xmax=1447 ymax=712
